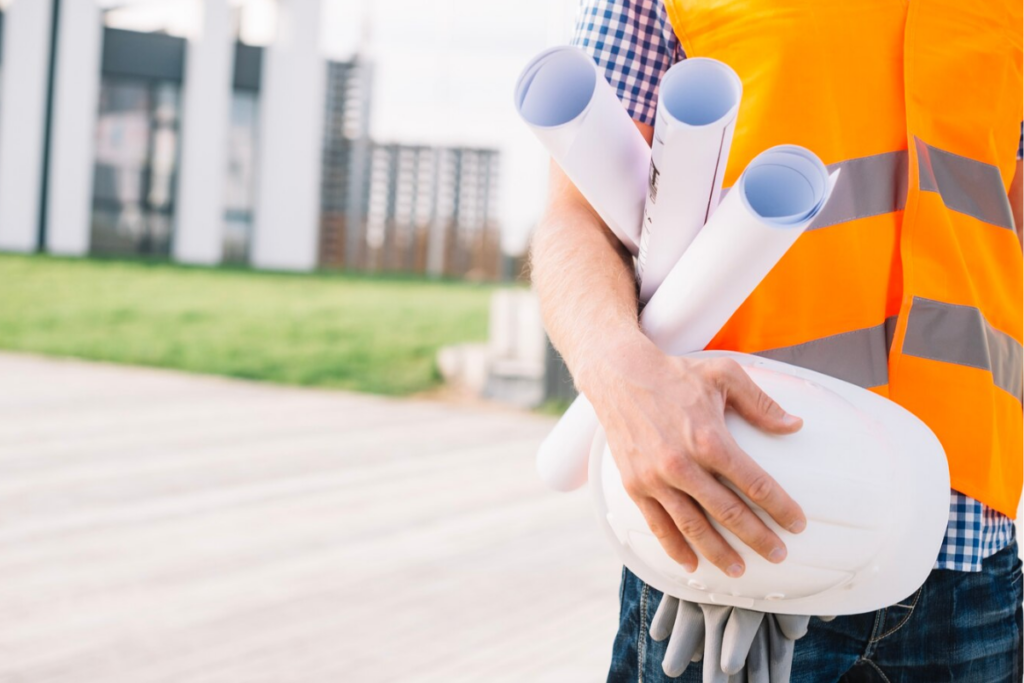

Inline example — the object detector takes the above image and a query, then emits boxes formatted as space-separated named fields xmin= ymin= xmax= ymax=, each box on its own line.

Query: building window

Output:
xmin=90 ymin=78 xmax=181 ymax=257
xmin=223 ymin=89 xmax=260 ymax=264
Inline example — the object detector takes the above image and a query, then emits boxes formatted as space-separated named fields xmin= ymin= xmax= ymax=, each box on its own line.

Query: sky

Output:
xmin=96 ymin=0 xmax=582 ymax=255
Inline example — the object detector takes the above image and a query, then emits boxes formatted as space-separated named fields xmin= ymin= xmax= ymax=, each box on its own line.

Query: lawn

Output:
xmin=0 ymin=254 xmax=495 ymax=396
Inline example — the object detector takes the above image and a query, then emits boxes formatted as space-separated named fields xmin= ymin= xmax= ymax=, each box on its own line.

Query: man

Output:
xmin=529 ymin=1 xmax=1024 ymax=681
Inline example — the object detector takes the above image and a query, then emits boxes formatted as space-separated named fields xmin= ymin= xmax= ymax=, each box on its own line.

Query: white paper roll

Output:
xmin=537 ymin=146 xmax=841 ymax=492
xmin=515 ymin=46 xmax=650 ymax=254
xmin=640 ymin=146 xmax=836 ymax=353
xmin=636 ymin=58 xmax=742 ymax=303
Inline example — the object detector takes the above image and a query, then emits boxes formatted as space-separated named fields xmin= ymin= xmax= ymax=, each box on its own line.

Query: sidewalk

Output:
xmin=0 ymin=353 xmax=620 ymax=683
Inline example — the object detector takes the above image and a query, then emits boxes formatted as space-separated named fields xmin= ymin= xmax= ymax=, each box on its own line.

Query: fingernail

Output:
xmin=789 ymin=519 xmax=807 ymax=534
xmin=782 ymin=414 xmax=801 ymax=427
xmin=726 ymin=563 xmax=744 ymax=578
xmin=683 ymin=562 xmax=696 ymax=573
xmin=769 ymin=547 xmax=786 ymax=563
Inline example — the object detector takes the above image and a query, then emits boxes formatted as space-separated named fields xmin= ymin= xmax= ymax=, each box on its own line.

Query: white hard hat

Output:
xmin=590 ymin=351 xmax=950 ymax=616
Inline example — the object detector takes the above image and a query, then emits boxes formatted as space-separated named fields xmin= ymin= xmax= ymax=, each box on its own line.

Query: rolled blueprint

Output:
xmin=537 ymin=146 xmax=841 ymax=492
xmin=515 ymin=46 xmax=650 ymax=254
xmin=641 ymin=146 xmax=835 ymax=352
xmin=636 ymin=58 xmax=742 ymax=303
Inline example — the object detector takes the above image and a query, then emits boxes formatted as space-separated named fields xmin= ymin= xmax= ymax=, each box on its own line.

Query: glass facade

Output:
xmin=90 ymin=78 xmax=181 ymax=257
xmin=222 ymin=89 xmax=260 ymax=264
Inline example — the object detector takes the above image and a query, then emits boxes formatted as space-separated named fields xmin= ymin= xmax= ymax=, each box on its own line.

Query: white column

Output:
xmin=46 ymin=0 xmax=102 ymax=257
xmin=250 ymin=0 xmax=325 ymax=271
xmin=173 ymin=0 xmax=234 ymax=266
xmin=0 ymin=0 xmax=53 ymax=252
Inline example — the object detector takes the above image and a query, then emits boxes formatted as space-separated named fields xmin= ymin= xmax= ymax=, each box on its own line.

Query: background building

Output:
xmin=0 ymin=0 xmax=567 ymax=280
xmin=318 ymin=60 xmax=503 ymax=279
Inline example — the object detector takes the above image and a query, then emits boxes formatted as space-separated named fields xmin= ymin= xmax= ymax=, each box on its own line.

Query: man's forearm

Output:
xmin=529 ymin=162 xmax=807 ymax=577
xmin=530 ymin=162 xmax=649 ymax=393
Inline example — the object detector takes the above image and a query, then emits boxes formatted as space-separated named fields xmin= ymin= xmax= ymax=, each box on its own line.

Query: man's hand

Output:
xmin=581 ymin=336 xmax=807 ymax=577
xmin=530 ymin=120 xmax=804 ymax=576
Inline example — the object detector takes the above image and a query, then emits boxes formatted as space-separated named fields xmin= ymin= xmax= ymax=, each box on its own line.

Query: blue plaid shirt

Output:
xmin=571 ymin=0 xmax=1018 ymax=572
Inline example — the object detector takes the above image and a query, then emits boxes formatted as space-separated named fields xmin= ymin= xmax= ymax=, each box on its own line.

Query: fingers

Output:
xmin=714 ymin=358 xmax=802 ymax=435
xmin=614 ymin=354 xmax=809 ymax=579
xmin=817 ymin=615 xmax=837 ymax=623
xmin=700 ymin=604 xmax=733 ymax=683
xmin=774 ymin=614 xmax=811 ymax=641
xmin=676 ymin=467 xmax=790 ymax=568
xmin=721 ymin=609 xmax=764 ymax=675
xmin=662 ymin=600 xmax=705 ymax=678
xmin=745 ymin=620 xmax=770 ymax=683
xmin=767 ymin=615 xmax=798 ymax=683
xmin=659 ymin=489 xmax=744 ymax=577
xmin=636 ymin=497 xmax=699 ymax=571
xmin=712 ymin=431 xmax=807 ymax=536
xmin=650 ymin=595 xmax=679 ymax=642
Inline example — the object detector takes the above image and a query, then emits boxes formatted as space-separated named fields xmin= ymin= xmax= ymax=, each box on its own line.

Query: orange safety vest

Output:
xmin=662 ymin=0 xmax=1023 ymax=517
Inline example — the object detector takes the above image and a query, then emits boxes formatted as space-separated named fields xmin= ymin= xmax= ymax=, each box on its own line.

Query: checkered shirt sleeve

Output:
xmin=570 ymin=0 xmax=684 ymax=126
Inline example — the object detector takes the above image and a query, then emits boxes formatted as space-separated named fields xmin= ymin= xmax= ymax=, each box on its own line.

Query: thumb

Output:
xmin=720 ymin=363 xmax=802 ymax=435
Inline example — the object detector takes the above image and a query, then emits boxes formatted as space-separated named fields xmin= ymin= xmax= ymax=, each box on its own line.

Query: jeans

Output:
xmin=607 ymin=540 xmax=1023 ymax=683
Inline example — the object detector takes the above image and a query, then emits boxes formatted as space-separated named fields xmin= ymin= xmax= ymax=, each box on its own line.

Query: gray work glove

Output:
xmin=650 ymin=595 xmax=830 ymax=682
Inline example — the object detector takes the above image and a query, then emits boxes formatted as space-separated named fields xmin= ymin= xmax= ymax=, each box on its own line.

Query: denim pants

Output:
xmin=607 ymin=540 xmax=1023 ymax=683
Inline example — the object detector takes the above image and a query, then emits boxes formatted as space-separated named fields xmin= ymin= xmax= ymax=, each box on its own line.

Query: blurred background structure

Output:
xmin=0 ymin=2 xmax=608 ymax=682
xmin=0 ymin=0 xmax=573 ymax=277
xmin=0 ymin=0 xmax=581 ymax=408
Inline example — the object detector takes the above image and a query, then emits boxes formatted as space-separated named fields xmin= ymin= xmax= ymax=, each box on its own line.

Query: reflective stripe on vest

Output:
xmin=750 ymin=142 xmax=1021 ymax=400
xmin=915 ymin=137 xmax=1016 ymax=231
xmin=745 ymin=290 xmax=1024 ymax=403
xmin=723 ymin=150 xmax=909 ymax=229
xmin=810 ymin=151 xmax=908 ymax=231
xmin=754 ymin=294 xmax=1024 ymax=404
xmin=903 ymin=297 xmax=1024 ymax=403
xmin=756 ymin=318 xmax=897 ymax=389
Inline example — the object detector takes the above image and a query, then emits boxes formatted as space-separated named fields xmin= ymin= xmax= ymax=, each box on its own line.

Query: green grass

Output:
xmin=0 ymin=254 xmax=495 ymax=395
